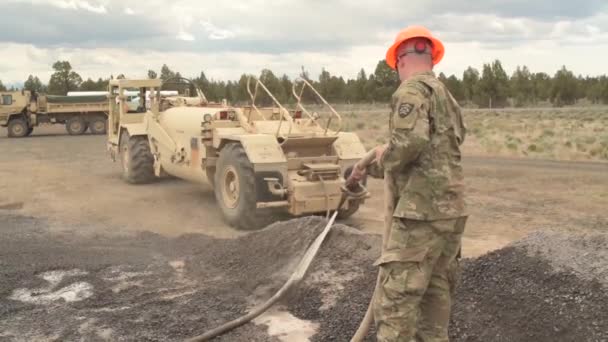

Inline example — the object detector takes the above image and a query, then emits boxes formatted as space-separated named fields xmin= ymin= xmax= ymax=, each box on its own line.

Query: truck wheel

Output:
xmin=119 ymin=131 xmax=155 ymax=184
xmin=89 ymin=117 xmax=107 ymax=135
xmin=66 ymin=117 xmax=87 ymax=135
xmin=206 ymin=167 xmax=216 ymax=190
xmin=7 ymin=118 xmax=28 ymax=138
xmin=214 ymin=144 xmax=259 ymax=229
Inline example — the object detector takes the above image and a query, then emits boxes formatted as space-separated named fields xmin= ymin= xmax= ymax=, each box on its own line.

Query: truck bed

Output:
xmin=41 ymin=95 xmax=109 ymax=114
xmin=46 ymin=95 xmax=107 ymax=104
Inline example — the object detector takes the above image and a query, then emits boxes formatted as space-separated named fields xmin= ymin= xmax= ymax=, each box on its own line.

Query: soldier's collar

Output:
xmin=401 ymin=71 xmax=435 ymax=85
xmin=413 ymin=70 xmax=435 ymax=77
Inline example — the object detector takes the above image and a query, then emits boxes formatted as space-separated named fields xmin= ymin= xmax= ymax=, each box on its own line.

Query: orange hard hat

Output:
xmin=385 ymin=25 xmax=445 ymax=69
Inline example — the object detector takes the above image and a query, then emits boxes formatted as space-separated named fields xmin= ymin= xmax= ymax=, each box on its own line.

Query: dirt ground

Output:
xmin=1 ymin=126 xmax=606 ymax=255
xmin=1 ymin=125 xmax=607 ymax=341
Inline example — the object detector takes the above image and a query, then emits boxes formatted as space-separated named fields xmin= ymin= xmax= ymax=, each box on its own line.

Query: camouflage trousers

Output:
xmin=373 ymin=217 xmax=467 ymax=342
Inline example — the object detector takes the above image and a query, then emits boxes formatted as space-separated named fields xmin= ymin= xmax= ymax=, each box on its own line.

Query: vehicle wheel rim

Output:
xmin=71 ymin=121 xmax=83 ymax=132
xmin=221 ymin=166 xmax=240 ymax=209
xmin=12 ymin=124 xmax=24 ymax=136
xmin=93 ymin=121 xmax=104 ymax=132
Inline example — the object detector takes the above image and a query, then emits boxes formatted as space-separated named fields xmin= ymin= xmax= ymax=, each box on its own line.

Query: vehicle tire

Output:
xmin=119 ymin=130 xmax=155 ymax=184
xmin=66 ymin=116 xmax=87 ymax=135
xmin=206 ymin=167 xmax=216 ymax=190
xmin=89 ymin=117 xmax=107 ymax=135
xmin=7 ymin=118 xmax=28 ymax=138
xmin=214 ymin=143 xmax=260 ymax=229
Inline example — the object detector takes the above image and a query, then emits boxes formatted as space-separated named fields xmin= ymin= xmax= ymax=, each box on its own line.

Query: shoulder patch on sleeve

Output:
xmin=398 ymin=103 xmax=414 ymax=118
xmin=392 ymin=87 xmax=425 ymax=130
xmin=393 ymin=103 xmax=420 ymax=129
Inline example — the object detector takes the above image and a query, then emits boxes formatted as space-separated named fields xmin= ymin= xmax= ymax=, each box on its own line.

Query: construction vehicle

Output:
xmin=0 ymin=90 xmax=109 ymax=137
xmin=106 ymin=76 xmax=368 ymax=229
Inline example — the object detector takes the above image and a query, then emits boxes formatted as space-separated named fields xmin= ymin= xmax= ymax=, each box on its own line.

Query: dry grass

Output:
xmin=304 ymin=104 xmax=608 ymax=161
xmin=463 ymin=107 xmax=608 ymax=161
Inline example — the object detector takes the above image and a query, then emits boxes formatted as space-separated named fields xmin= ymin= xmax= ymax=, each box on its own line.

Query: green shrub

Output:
xmin=583 ymin=136 xmax=597 ymax=144
xmin=506 ymin=142 xmax=518 ymax=151
xmin=542 ymin=129 xmax=555 ymax=137
xmin=590 ymin=147 xmax=602 ymax=157
xmin=576 ymin=143 xmax=587 ymax=152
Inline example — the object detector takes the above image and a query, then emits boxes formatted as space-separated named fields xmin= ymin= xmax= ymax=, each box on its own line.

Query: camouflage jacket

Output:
xmin=375 ymin=71 xmax=467 ymax=220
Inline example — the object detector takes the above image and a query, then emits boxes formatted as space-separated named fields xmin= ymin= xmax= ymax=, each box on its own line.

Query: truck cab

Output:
xmin=0 ymin=90 xmax=33 ymax=137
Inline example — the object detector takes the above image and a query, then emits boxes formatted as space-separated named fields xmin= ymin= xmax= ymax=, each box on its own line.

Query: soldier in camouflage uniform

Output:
xmin=349 ymin=26 xmax=467 ymax=341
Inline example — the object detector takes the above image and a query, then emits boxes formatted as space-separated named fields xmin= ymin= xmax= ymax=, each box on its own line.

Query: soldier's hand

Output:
xmin=347 ymin=162 xmax=367 ymax=186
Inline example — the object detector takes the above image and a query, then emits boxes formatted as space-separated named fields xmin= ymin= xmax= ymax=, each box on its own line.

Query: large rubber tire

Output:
xmin=214 ymin=144 xmax=260 ymax=230
xmin=119 ymin=131 xmax=155 ymax=184
xmin=89 ymin=117 xmax=107 ymax=135
xmin=206 ymin=167 xmax=216 ymax=190
xmin=66 ymin=116 xmax=87 ymax=135
xmin=7 ymin=118 xmax=28 ymax=138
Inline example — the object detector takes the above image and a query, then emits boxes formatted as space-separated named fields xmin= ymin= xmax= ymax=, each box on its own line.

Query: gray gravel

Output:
xmin=515 ymin=231 xmax=608 ymax=287
xmin=2 ymin=212 xmax=607 ymax=342
xmin=450 ymin=231 xmax=608 ymax=342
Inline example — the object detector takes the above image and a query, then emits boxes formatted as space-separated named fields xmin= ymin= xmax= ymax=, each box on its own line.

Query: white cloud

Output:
xmin=176 ymin=31 xmax=195 ymax=41
xmin=200 ymin=20 xmax=236 ymax=40
xmin=1 ymin=0 xmax=608 ymax=85
xmin=48 ymin=0 xmax=107 ymax=13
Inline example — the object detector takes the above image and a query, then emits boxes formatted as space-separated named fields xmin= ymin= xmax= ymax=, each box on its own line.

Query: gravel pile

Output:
xmin=2 ymin=213 xmax=606 ymax=341
xmin=449 ymin=231 xmax=608 ymax=342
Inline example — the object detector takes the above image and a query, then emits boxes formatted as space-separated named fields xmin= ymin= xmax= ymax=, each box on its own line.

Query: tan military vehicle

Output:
xmin=0 ymin=90 xmax=108 ymax=137
xmin=107 ymin=77 xmax=368 ymax=229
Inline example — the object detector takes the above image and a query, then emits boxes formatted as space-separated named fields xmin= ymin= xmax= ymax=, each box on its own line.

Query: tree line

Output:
xmin=2 ymin=59 xmax=608 ymax=108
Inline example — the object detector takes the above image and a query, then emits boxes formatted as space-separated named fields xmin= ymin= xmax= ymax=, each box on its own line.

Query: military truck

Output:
xmin=0 ymin=90 xmax=108 ymax=137
xmin=107 ymin=77 xmax=368 ymax=229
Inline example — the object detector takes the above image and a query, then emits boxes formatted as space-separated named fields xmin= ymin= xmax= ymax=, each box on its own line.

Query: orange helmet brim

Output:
xmin=386 ymin=35 xmax=444 ymax=69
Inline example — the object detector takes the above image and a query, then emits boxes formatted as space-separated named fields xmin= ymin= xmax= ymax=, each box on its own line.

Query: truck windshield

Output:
xmin=1 ymin=95 xmax=12 ymax=105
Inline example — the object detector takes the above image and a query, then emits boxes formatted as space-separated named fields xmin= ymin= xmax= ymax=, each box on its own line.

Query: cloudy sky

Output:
xmin=1 ymin=0 xmax=607 ymax=85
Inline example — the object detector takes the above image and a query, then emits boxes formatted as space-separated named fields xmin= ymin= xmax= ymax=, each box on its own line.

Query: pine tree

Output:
xmin=462 ymin=67 xmax=480 ymax=106
xmin=551 ymin=66 xmax=578 ymax=106
xmin=510 ymin=66 xmax=533 ymax=107
xmin=48 ymin=61 xmax=82 ymax=95
xmin=24 ymin=75 xmax=45 ymax=93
